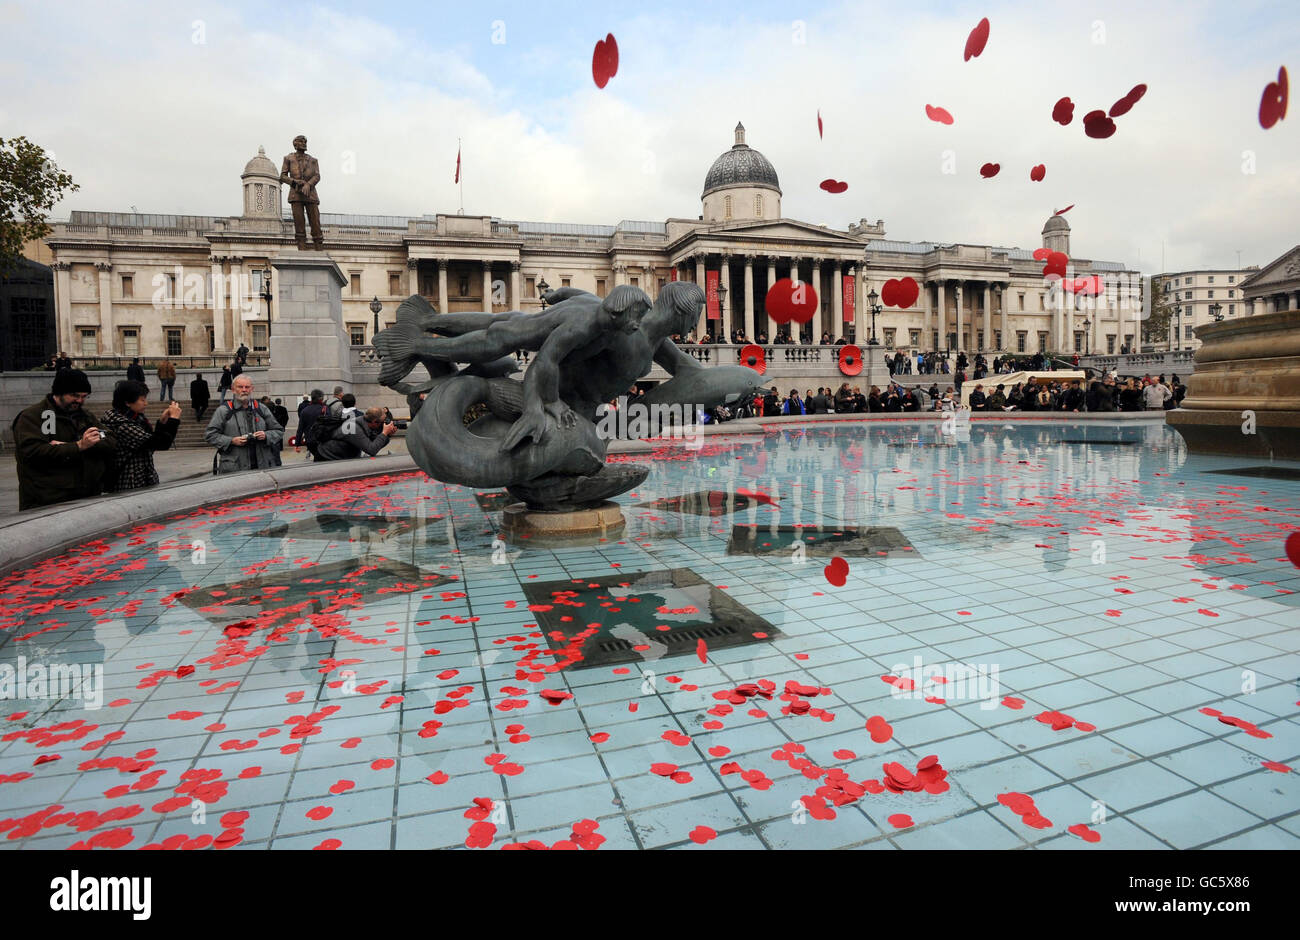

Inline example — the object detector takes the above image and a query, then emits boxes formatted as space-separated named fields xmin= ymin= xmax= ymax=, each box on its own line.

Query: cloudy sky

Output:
xmin=3 ymin=0 xmax=1296 ymax=272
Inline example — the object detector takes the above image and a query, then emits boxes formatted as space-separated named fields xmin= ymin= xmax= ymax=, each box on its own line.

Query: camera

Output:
xmin=393 ymin=420 xmax=408 ymax=430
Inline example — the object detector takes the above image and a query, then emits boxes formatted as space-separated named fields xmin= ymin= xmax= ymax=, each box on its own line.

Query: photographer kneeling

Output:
xmin=316 ymin=405 xmax=397 ymax=461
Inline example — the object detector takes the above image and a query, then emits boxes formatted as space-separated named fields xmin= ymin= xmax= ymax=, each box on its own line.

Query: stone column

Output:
xmin=743 ymin=254 xmax=755 ymax=340
xmin=207 ymin=256 xmax=226 ymax=353
xmin=53 ymin=262 xmax=73 ymax=355
xmin=922 ymin=279 xmax=932 ymax=349
xmin=510 ymin=261 xmax=521 ymax=310
xmin=767 ymin=258 xmax=778 ymax=339
xmin=695 ymin=255 xmax=707 ymax=339
xmin=954 ymin=282 xmax=964 ymax=354
xmin=832 ymin=261 xmax=844 ymax=341
xmin=982 ymin=283 xmax=992 ymax=352
xmin=935 ymin=281 xmax=946 ymax=351
xmin=811 ymin=258 xmax=823 ymax=341
xmin=407 ymin=257 xmax=420 ymax=296
xmin=437 ymin=259 xmax=448 ymax=311
xmin=96 ymin=262 xmax=114 ymax=355
xmin=719 ymin=253 xmax=732 ymax=340
xmin=482 ymin=262 xmax=493 ymax=313
xmin=999 ymin=283 xmax=1008 ymax=351
xmin=789 ymin=257 xmax=803 ymax=342
xmin=229 ymin=257 xmax=245 ymax=350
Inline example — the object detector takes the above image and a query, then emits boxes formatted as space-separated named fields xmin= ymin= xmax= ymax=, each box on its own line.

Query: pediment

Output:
xmin=671 ymin=217 xmax=866 ymax=253
xmin=1240 ymin=245 xmax=1300 ymax=291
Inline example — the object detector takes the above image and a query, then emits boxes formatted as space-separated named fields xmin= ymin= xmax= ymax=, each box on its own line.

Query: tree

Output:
xmin=1142 ymin=275 xmax=1175 ymax=350
xmin=0 ymin=136 xmax=78 ymax=274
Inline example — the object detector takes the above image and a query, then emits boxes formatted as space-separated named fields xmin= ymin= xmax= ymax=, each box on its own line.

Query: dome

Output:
xmin=242 ymin=146 xmax=279 ymax=180
xmin=1043 ymin=213 xmax=1071 ymax=234
xmin=702 ymin=123 xmax=781 ymax=197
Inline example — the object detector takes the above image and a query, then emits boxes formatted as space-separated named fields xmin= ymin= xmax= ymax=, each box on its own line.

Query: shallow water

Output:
xmin=1 ymin=422 xmax=1297 ymax=850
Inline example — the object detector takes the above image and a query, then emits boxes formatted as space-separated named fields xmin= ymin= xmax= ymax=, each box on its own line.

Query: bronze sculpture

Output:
xmin=375 ymin=282 xmax=764 ymax=511
xmin=280 ymin=135 xmax=323 ymax=250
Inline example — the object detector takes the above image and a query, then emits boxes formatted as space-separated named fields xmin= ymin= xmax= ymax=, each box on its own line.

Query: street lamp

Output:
xmin=370 ymin=296 xmax=383 ymax=336
xmin=537 ymin=276 xmax=551 ymax=309
xmin=1081 ymin=318 xmax=1091 ymax=355
xmin=866 ymin=289 xmax=882 ymax=345
xmin=260 ymin=271 xmax=273 ymax=351
xmin=1172 ymin=304 xmax=1182 ymax=351
xmin=1210 ymin=301 xmax=1224 ymax=322
xmin=717 ymin=283 xmax=728 ymax=341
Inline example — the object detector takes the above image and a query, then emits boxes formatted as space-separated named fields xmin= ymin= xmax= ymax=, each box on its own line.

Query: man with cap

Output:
xmin=12 ymin=369 xmax=117 ymax=510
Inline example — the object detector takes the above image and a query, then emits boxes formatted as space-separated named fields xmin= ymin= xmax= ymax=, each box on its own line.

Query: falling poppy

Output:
xmin=1260 ymin=66 xmax=1289 ymax=129
xmin=1082 ymin=110 xmax=1117 ymax=138
xmin=1029 ymin=164 xmax=1046 ymax=182
xmin=980 ymin=162 xmax=1000 ymax=178
xmin=1052 ymin=97 xmax=1074 ymax=125
xmin=925 ymin=104 xmax=954 ymax=125
xmin=592 ymin=33 xmax=619 ymax=89
xmin=964 ymin=17 xmax=990 ymax=61
xmin=819 ymin=179 xmax=849 ymax=194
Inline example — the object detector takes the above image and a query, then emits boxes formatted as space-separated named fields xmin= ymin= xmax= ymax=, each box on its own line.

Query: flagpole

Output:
xmin=458 ymin=138 xmax=464 ymax=214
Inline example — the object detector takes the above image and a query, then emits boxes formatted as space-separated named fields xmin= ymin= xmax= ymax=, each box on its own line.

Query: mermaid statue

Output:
xmin=373 ymin=281 xmax=763 ymax=510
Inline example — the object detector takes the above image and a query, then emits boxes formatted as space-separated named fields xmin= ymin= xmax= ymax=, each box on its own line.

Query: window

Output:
xmin=1184 ymin=325 xmax=1194 ymax=338
xmin=596 ymin=278 xmax=606 ymax=297
xmin=121 ymin=328 xmax=140 ymax=357
xmin=1229 ymin=304 xmax=1235 ymax=314
xmin=976 ymin=330 xmax=984 ymax=350
xmin=525 ymin=277 xmax=535 ymax=298
xmin=252 ymin=324 xmax=268 ymax=351
xmin=1208 ymin=276 xmax=1215 ymax=283
xmin=348 ymin=324 xmax=365 ymax=345
xmin=459 ymin=276 xmax=470 ymax=296
xmin=562 ymin=278 xmax=571 ymax=288
xmin=79 ymin=328 xmax=97 ymax=356
xmin=1228 ymin=275 xmax=1235 ymax=283
xmin=1016 ymin=331 xmax=1027 ymax=352
xmin=121 ymin=274 xmax=133 ymax=298
xmin=205 ymin=326 xmax=214 ymax=351
xmin=884 ymin=328 xmax=896 ymax=347
xmin=755 ymin=195 xmax=764 ymax=218
xmin=1184 ymin=277 xmax=1191 ymax=285
xmin=932 ymin=330 xmax=939 ymax=349
xmin=1074 ymin=332 xmax=1084 ymax=353
xmin=1106 ymin=334 xmax=1116 ymax=354
xmin=1208 ymin=290 xmax=1215 ymax=298
xmin=630 ymin=276 xmax=639 ymax=288
xmin=165 ymin=328 xmax=183 ymax=356
xmin=724 ymin=195 xmax=732 ymax=219
xmin=1228 ymin=289 xmax=1234 ymax=298
xmin=167 ymin=274 xmax=177 ymax=299
xmin=1037 ymin=331 xmax=1048 ymax=352
xmin=657 ymin=278 xmax=666 ymax=293
xmin=994 ymin=330 xmax=1002 ymax=349
xmin=389 ymin=273 xmax=400 ymax=295
xmin=350 ymin=273 xmax=361 ymax=295
xmin=1038 ymin=293 xmax=1045 ymax=311
xmin=909 ymin=329 xmax=921 ymax=346
xmin=1018 ymin=293 xmax=1025 ymax=311
xmin=1184 ymin=291 xmax=1192 ymax=300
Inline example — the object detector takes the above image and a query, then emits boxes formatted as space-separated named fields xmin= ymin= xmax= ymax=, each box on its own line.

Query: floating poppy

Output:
xmin=739 ymin=343 xmax=766 ymax=374
xmin=838 ymin=344 xmax=863 ymax=376
xmin=592 ymin=33 xmax=619 ymax=89
xmin=1260 ymin=66 xmax=1288 ymax=130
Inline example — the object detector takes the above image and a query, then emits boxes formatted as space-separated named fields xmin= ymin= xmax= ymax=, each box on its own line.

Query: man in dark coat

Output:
xmin=126 ymin=358 xmax=146 ymax=383
xmin=316 ymin=407 xmax=396 ymax=461
xmin=968 ymin=384 xmax=987 ymax=411
xmin=190 ymin=373 xmax=211 ymax=422
xmin=13 ymin=369 xmax=117 ymax=510
xmin=1059 ymin=380 xmax=1086 ymax=412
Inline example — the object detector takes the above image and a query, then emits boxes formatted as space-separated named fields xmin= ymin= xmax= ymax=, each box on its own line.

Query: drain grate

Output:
xmin=521 ymin=567 xmax=781 ymax=669
xmin=727 ymin=524 xmax=919 ymax=558
xmin=1203 ymin=466 xmax=1300 ymax=481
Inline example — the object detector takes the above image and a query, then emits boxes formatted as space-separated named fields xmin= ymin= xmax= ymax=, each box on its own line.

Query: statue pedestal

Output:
xmin=500 ymin=501 xmax=626 ymax=546
xmin=268 ymin=252 xmax=352 ymax=400
xmin=863 ymin=344 xmax=891 ymax=388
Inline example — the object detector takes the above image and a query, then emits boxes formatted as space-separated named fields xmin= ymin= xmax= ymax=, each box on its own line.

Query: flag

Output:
xmin=454 ymin=144 xmax=461 ymax=184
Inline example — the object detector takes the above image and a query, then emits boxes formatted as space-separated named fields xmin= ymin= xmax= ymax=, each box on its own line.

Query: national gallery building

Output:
xmin=47 ymin=122 xmax=1144 ymax=361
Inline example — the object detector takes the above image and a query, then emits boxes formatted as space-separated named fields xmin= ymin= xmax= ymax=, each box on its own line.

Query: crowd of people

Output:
xmin=13 ymin=365 xmax=403 ymax=512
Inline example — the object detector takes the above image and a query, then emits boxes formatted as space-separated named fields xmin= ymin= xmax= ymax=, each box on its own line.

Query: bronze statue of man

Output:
xmin=280 ymin=135 xmax=323 ymax=250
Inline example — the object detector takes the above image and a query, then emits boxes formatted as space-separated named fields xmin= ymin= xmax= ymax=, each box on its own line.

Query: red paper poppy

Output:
xmin=980 ymin=162 xmax=1000 ymax=178
xmin=925 ymin=104 xmax=954 ymax=125
xmin=739 ymin=344 xmax=766 ymax=374
xmin=1082 ymin=110 xmax=1117 ymax=138
xmin=1260 ymin=66 xmax=1288 ymax=130
xmin=1055 ymin=204 xmax=1074 ymax=215
xmin=765 ymin=278 xmax=819 ymax=324
xmin=838 ymin=344 xmax=863 ymax=376
xmin=1109 ymin=83 xmax=1147 ymax=118
xmin=1052 ymin=97 xmax=1074 ymax=125
xmin=592 ymin=33 xmax=619 ymax=89
xmin=964 ymin=17 xmax=990 ymax=61
xmin=1030 ymin=164 xmax=1046 ymax=182
xmin=823 ymin=556 xmax=849 ymax=587
xmin=880 ymin=277 xmax=919 ymax=308
xmin=819 ymin=179 xmax=849 ymax=193
xmin=817 ymin=109 xmax=823 ymax=138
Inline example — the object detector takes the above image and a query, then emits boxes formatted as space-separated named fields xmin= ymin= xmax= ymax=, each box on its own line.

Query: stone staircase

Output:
xmin=139 ymin=398 xmax=298 ymax=449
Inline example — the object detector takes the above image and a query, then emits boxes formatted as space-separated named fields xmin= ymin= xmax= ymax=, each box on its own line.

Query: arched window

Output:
xmin=755 ymin=194 xmax=763 ymax=218
xmin=724 ymin=195 xmax=732 ymax=219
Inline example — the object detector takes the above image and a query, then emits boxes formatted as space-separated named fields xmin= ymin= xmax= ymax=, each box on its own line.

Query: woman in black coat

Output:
xmin=101 ymin=380 xmax=180 ymax=492
xmin=191 ymin=373 xmax=211 ymax=422
xmin=218 ymin=366 xmax=232 ymax=395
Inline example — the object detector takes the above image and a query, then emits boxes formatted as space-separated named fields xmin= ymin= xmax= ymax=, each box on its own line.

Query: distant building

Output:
xmin=0 ymin=257 xmax=56 ymax=371
xmin=45 ymin=124 xmax=1139 ymax=360
xmin=1153 ymin=267 xmax=1262 ymax=351
xmin=1240 ymin=246 xmax=1300 ymax=321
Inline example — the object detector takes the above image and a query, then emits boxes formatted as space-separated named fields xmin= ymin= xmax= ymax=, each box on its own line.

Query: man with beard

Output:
xmin=13 ymin=368 xmax=117 ymax=510
xmin=205 ymin=375 xmax=284 ymax=473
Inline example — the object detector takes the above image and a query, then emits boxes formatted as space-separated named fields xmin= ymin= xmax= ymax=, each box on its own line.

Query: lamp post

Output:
xmin=370 ymin=296 xmax=383 ymax=337
xmin=1081 ymin=317 xmax=1091 ymax=355
xmin=1172 ymin=304 xmax=1182 ymax=351
xmin=717 ymin=283 xmax=728 ymax=341
xmin=260 ymin=272 xmax=273 ymax=352
xmin=537 ymin=276 xmax=551 ymax=310
xmin=866 ymin=288 xmax=882 ymax=345
xmin=1210 ymin=301 xmax=1224 ymax=322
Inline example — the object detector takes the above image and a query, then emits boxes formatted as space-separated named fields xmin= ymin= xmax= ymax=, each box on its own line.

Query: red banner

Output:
xmin=670 ymin=268 xmax=678 ymax=281
xmin=706 ymin=270 xmax=720 ymax=320
xmin=842 ymin=274 xmax=855 ymax=323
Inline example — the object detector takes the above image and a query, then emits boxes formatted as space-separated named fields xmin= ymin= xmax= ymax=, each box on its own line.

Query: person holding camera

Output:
xmin=315 ymin=406 xmax=397 ymax=461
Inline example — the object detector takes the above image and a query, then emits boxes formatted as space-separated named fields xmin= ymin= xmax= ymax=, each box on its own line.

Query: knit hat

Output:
xmin=52 ymin=368 xmax=92 ymax=395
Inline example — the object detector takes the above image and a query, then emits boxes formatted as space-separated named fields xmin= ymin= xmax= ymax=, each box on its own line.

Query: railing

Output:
xmin=1081 ymin=350 xmax=1197 ymax=375
xmin=50 ymin=355 xmax=270 ymax=370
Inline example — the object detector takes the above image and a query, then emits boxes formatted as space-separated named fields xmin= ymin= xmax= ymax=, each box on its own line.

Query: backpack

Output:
xmin=304 ymin=408 xmax=345 ymax=456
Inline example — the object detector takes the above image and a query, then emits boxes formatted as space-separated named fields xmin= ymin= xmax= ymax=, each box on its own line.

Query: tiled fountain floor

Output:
xmin=1 ymin=422 xmax=1297 ymax=850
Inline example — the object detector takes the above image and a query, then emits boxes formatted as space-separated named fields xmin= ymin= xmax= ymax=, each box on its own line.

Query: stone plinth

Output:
xmin=268 ymin=252 xmax=351 ymax=399
xmin=1166 ymin=309 xmax=1300 ymax=459
xmin=863 ymin=344 xmax=891 ymax=389
xmin=500 ymin=501 xmax=626 ymax=546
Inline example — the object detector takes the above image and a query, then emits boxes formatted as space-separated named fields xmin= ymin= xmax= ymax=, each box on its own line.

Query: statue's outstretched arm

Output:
xmin=500 ymin=320 xmax=588 ymax=451
xmin=653 ymin=337 xmax=703 ymax=376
